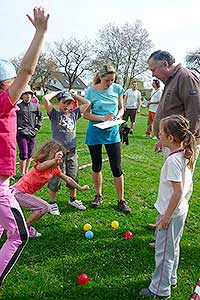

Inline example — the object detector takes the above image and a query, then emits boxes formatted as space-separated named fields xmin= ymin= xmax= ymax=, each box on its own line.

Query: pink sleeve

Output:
xmin=0 ymin=89 xmax=16 ymax=112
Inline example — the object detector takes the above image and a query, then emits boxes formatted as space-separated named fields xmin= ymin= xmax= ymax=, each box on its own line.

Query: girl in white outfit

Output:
xmin=140 ymin=115 xmax=196 ymax=298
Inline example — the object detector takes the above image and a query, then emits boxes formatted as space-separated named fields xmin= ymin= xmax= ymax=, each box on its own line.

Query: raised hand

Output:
xmin=27 ymin=7 xmax=49 ymax=33
xmin=54 ymin=151 xmax=63 ymax=165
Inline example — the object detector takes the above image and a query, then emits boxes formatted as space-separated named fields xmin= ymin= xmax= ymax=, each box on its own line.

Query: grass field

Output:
xmin=0 ymin=108 xmax=199 ymax=300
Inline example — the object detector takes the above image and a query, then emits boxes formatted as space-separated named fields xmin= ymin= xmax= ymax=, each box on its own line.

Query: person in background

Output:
xmin=17 ymin=85 xmax=43 ymax=178
xmin=42 ymin=90 xmax=90 ymax=215
xmin=140 ymin=115 xmax=196 ymax=298
xmin=123 ymin=80 xmax=141 ymax=134
xmin=83 ymin=64 xmax=131 ymax=214
xmin=0 ymin=7 xmax=49 ymax=286
xmin=146 ymin=50 xmax=200 ymax=240
xmin=31 ymin=91 xmax=39 ymax=105
xmin=144 ymin=79 xmax=162 ymax=138
xmin=13 ymin=141 xmax=89 ymax=238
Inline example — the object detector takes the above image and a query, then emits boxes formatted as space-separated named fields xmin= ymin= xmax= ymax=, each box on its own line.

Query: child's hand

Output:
xmin=27 ymin=7 xmax=49 ymax=33
xmin=70 ymin=89 xmax=76 ymax=97
xmin=154 ymin=141 xmax=162 ymax=153
xmin=80 ymin=185 xmax=90 ymax=191
xmin=156 ymin=215 xmax=170 ymax=230
xmin=55 ymin=151 xmax=63 ymax=165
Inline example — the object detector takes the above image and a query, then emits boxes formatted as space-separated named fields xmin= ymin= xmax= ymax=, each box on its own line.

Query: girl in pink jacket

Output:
xmin=0 ymin=7 xmax=49 ymax=286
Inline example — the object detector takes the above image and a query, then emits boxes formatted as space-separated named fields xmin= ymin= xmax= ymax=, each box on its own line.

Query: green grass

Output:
xmin=0 ymin=108 xmax=199 ymax=299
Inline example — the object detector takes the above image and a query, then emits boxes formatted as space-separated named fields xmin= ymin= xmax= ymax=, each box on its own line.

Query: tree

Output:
xmin=50 ymin=37 xmax=93 ymax=90
xmin=185 ymin=49 xmax=200 ymax=76
xmin=11 ymin=53 xmax=59 ymax=92
xmin=93 ymin=20 xmax=153 ymax=88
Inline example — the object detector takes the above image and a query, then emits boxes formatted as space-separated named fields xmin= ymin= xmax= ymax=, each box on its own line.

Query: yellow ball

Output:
xmin=111 ymin=221 xmax=119 ymax=229
xmin=83 ymin=223 xmax=92 ymax=231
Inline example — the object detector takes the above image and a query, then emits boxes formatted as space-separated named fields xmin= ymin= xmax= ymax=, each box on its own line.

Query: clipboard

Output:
xmin=94 ymin=119 xmax=125 ymax=129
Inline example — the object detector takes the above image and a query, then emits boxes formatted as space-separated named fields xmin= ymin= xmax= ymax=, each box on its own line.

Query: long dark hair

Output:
xmin=161 ymin=115 xmax=196 ymax=169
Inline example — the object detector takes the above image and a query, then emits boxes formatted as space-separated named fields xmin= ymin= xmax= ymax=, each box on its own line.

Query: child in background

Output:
xmin=17 ymin=85 xmax=43 ymax=178
xmin=0 ymin=7 xmax=49 ymax=285
xmin=32 ymin=91 xmax=39 ymax=105
xmin=42 ymin=91 xmax=90 ymax=215
xmin=13 ymin=141 xmax=89 ymax=237
xmin=140 ymin=115 xmax=196 ymax=298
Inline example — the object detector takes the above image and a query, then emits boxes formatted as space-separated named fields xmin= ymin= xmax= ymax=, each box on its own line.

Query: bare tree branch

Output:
xmin=50 ymin=38 xmax=93 ymax=89
xmin=11 ymin=52 xmax=59 ymax=92
xmin=93 ymin=20 xmax=153 ymax=87
xmin=185 ymin=49 xmax=200 ymax=77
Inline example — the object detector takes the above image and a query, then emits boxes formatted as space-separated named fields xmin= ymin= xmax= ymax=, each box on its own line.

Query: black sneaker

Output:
xmin=117 ymin=200 xmax=132 ymax=214
xmin=140 ymin=288 xmax=170 ymax=299
xmin=90 ymin=194 xmax=104 ymax=208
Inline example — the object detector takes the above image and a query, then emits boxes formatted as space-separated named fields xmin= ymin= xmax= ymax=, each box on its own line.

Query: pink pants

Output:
xmin=0 ymin=179 xmax=28 ymax=286
xmin=13 ymin=187 xmax=50 ymax=214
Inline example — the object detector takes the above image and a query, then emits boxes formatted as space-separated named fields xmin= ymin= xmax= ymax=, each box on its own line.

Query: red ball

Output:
xmin=78 ymin=273 xmax=89 ymax=285
xmin=123 ymin=231 xmax=133 ymax=239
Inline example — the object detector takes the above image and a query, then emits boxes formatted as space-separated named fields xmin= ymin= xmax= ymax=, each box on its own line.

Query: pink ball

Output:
xmin=123 ymin=231 xmax=134 ymax=239
xmin=77 ymin=273 xmax=89 ymax=285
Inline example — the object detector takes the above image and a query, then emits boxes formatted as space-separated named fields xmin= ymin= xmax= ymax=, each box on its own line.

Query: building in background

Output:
xmin=46 ymin=73 xmax=87 ymax=95
xmin=34 ymin=72 xmax=87 ymax=96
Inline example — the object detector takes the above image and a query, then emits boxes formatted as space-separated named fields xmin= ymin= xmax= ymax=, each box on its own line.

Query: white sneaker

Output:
xmin=68 ymin=199 xmax=86 ymax=210
xmin=152 ymin=136 xmax=158 ymax=140
xmin=49 ymin=203 xmax=61 ymax=216
xmin=28 ymin=226 xmax=41 ymax=238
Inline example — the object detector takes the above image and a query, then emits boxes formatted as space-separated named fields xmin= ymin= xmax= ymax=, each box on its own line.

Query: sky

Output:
xmin=1 ymin=0 xmax=200 ymax=83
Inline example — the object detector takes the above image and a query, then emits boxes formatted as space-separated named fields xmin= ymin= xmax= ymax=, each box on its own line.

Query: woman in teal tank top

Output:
xmin=84 ymin=64 xmax=131 ymax=214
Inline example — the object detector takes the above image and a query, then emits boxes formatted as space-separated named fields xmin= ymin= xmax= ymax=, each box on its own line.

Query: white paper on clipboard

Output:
xmin=94 ymin=119 xmax=125 ymax=129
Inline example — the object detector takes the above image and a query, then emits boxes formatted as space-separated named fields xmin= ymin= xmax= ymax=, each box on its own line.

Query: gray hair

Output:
xmin=148 ymin=50 xmax=175 ymax=67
